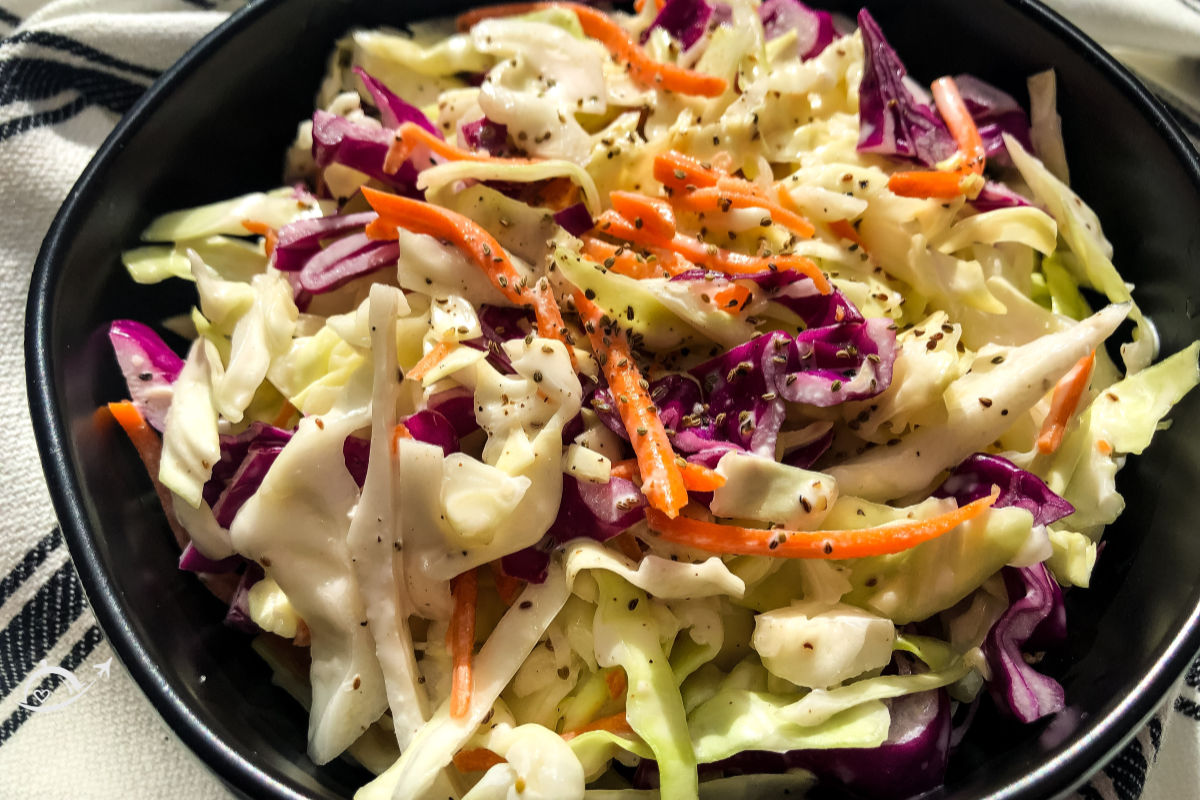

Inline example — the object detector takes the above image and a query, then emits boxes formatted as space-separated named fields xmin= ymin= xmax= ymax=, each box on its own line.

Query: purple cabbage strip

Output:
xmin=554 ymin=202 xmax=595 ymax=237
xmin=972 ymin=181 xmax=1035 ymax=212
xmin=428 ymin=387 xmax=481 ymax=439
xmin=856 ymin=9 xmax=956 ymax=166
xmin=642 ymin=0 xmax=719 ymax=50
xmin=404 ymin=409 xmax=460 ymax=456
xmin=224 ymin=562 xmax=265 ymax=633
xmin=273 ymin=211 xmax=377 ymax=272
xmin=954 ymin=74 xmax=1033 ymax=167
xmin=311 ymin=110 xmax=421 ymax=196
xmin=689 ymin=331 xmax=791 ymax=456
xmin=505 ymin=476 xmax=647 ymax=584
xmin=464 ymin=305 xmax=535 ymax=373
xmin=202 ymin=422 xmax=293 ymax=508
xmin=460 ymin=117 xmax=511 ymax=156
xmin=178 ymin=542 xmax=242 ymax=574
xmin=982 ymin=564 xmax=1067 ymax=723
xmin=759 ymin=0 xmax=836 ymax=60
xmin=108 ymin=320 xmax=185 ymax=432
xmin=297 ymin=231 xmax=400 ymax=294
xmin=211 ymin=445 xmax=287 ymax=528
xmin=934 ymin=452 xmax=1074 ymax=527
xmin=781 ymin=426 xmax=834 ymax=469
xmin=353 ymin=66 xmax=441 ymax=136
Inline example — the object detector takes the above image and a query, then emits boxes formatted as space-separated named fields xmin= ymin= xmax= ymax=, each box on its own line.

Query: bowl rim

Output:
xmin=24 ymin=1 xmax=1200 ymax=798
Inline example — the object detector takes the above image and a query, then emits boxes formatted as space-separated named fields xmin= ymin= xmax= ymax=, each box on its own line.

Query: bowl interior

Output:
xmin=27 ymin=1 xmax=1200 ymax=798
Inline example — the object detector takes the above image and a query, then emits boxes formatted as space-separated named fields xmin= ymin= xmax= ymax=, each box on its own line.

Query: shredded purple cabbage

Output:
xmin=273 ymin=211 xmax=376 ymax=272
xmin=464 ymin=305 xmax=535 ymax=373
xmin=224 ymin=563 xmax=265 ymax=633
xmin=202 ymin=422 xmax=293 ymax=510
xmin=297 ymin=231 xmax=400 ymax=294
xmin=983 ymin=564 xmax=1067 ymax=723
xmin=759 ymin=0 xmax=836 ymax=60
xmin=972 ymin=181 xmax=1035 ymax=212
xmin=108 ymin=320 xmax=184 ymax=432
xmin=352 ymin=66 xmax=441 ymax=136
xmin=500 ymin=540 xmax=554 ymax=583
xmin=427 ymin=387 xmax=481 ymax=439
xmin=404 ymin=409 xmax=460 ymax=456
xmin=211 ymin=444 xmax=287 ymax=528
xmin=343 ymin=435 xmax=370 ymax=488
xmin=934 ymin=452 xmax=1074 ymax=527
xmin=954 ymin=74 xmax=1033 ymax=167
xmin=311 ymin=110 xmax=421 ymax=196
xmin=642 ymin=0 xmax=720 ymax=50
xmin=554 ymin=202 xmax=595 ymax=237
xmin=460 ymin=117 xmax=511 ymax=156
xmin=178 ymin=542 xmax=242 ymax=574
xmin=781 ymin=426 xmax=834 ymax=469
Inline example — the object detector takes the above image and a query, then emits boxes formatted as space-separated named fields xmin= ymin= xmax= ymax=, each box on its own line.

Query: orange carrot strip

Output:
xmin=489 ymin=562 xmax=524 ymax=607
xmin=711 ymin=283 xmax=751 ymax=312
xmin=828 ymin=219 xmax=866 ymax=250
xmin=361 ymin=187 xmax=571 ymax=351
xmin=1037 ymin=350 xmax=1096 ymax=455
xmin=887 ymin=170 xmax=967 ymax=199
xmin=561 ymin=711 xmax=636 ymax=741
xmin=364 ymin=217 xmax=398 ymax=241
xmin=672 ymin=187 xmax=816 ymax=238
xmin=595 ymin=210 xmax=831 ymax=292
xmin=932 ymin=76 xmax=986 ymax=176
xmin=106 ymin=401 xmax=189 ymax=551
xmin=605 ymin=668 xmax=627 ymax=699
xmin=406 ymin=341 xmax=455 ymax=382
xmin=679 ymin=461 xmax=726 ymax=491
xmin=634 ymin=0 xmax=666 ymax=11
xmin=609 ymin=191 xmax=676 ymax=242
xmin=646 ymin=490 xmax=998 ymax=560
xmin=575 ymin=293 xmax=688 ymax=518
xmin=654 ymin=151 xmax=725 ymax=193
xmin=384 ymin=122 xmax=536 ymax=174
xmin=271 ymin=400 xmax=298 ymax=429
xmin=609 ymin=458 xmax=640 ymax=481
xmin=448 ymin=568 xmax=479 ymax=719
xmin=453 ymin=748 xmax=506 ymax=772
xmin=454 ymin=4 xmax=724 ymax=95
xmin=389 ymin=423 xmax=412 ymax=455
xmin=581 ymin=236 xmax=684 ymax=279
xmin=241 ymin=220 xmax=278 ymax=259
xmin=1096 ymin=439 xmax=1113 ymax=456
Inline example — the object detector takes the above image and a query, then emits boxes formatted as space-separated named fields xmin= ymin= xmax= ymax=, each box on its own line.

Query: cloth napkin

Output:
xmin=0 ymin=1 xmax=1197 ymax=799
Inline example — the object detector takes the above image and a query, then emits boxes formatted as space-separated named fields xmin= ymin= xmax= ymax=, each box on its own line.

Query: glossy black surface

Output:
xmin=26 ymin=1 xmax=1200 ymax=798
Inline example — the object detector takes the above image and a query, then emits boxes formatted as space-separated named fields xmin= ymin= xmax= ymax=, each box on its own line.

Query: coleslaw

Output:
xmin=106 ymin=2 xmax=1200 ymax=798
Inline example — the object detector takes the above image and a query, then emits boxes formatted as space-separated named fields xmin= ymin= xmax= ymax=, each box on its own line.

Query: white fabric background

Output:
xmin=0 ymin=1 xmax=1196 ymax=799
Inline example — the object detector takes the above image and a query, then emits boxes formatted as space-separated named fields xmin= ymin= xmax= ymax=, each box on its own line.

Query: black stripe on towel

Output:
xmin=0 ymin=6 xmax=18 ymax=28
xmin=0 ymin=626 xmax=104 ymax=747
xmin=1174 ymin=695 xmax=1200 ymax=721
xmin=1101 ymin=736 xmax=1148 ymax=800
xmin=2 ymin=30 xmax=161 ymax=80
xmin=0 ymin=528 xmax=61 ymax=606
xmin=0 ymin=58 xmax=147 ymax=142
xmin=0 ymin=562 xmax=85 ymax=699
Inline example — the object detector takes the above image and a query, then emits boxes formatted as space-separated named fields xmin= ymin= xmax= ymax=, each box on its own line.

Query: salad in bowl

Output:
xmin=102 ymin=1 xmax=1199 ymax=797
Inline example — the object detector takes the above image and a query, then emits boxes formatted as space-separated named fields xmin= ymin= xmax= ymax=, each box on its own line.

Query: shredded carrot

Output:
xmin=605 ymin=667 xmax=628 ymax=699
xmin=241 ymin=220 xmax=278 ymax=259
xmin=678 ymin=461 xmax=726 ymax=492
xmin=1037 ymin=350 xmax=1096 ymax=455
xmin=489 ymin=562 xmax=525 ymax=607
xmin=1096 ymin=439 xmax=1113 ymax=456
xmin=887 ymin=170 xmax=967 ymax=199
xmin=672 ymin=186 xmax=815 ymax=238
xmin=595 ymin=210 xmax=830 ymax=293
xmin=646 ymin=490 xmax=998 ymax=559
xmin=710 ymin=283 xmax=752 ymax=313
xmin=609 ymin=191 xmax=676 ymax=242
xmin=611 ymin=531 xmax=644 ymax=562
xmin=932 ymin=76 xmax=986 ymax=176
xmin=633 ymin=0 xmax=666 ymax=11
xmin=406 ymin=341 xmax=455 ymax=383
xmin=453 ymin=748 xmax=506 ymax=772
xmin=448 ymin=568 xmax=479 ymax=719
xmin=106 ymin=401 xmax=191 ymax=552
xmin=361 ymin=187 xmax=571 ymax=353
xmin=271 ymin=400 xmax=297 ymax=429
xmin=654 ymin=151 xmax=725 ymax=194
xmin=561 ymin=711 xmax=636 ymax=741
xmin=390 ymin=423 xmax=412 ymax=455
xmin=828 ymin=219 xmax=866 ymax=250
xmin=364 ymin=216 xmax=398 ymax=241
xmin=575 ymin=292 xmax=687 ymax=518
xmin=610 ymin=458 xmax=640 ymax=481
xmin=384 ymin=122 xmax=536 ymax=174
xmin=581 ymin=236 xmax=684 ymax=279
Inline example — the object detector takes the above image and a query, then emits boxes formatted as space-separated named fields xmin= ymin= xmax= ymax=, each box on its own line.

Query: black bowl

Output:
xmin=26 ymin=0 xmax=1200 ymax=798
